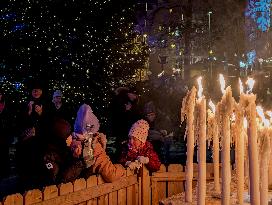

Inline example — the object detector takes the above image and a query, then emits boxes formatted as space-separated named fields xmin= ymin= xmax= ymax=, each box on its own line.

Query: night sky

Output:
xmin=0 ymin=0 xmax=148 ymax=122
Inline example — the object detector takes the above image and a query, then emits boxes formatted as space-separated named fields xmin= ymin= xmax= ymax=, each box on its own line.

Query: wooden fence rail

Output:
xmin=148 ymin=163 xmax=219 ymax=204
xmin=1 ymin=163 xmax=219 ymax=205
xmin=1 ymin=169 xmax=139 ymax=205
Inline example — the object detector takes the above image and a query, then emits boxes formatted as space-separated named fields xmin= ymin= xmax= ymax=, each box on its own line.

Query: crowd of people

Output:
xmin=0 ymin=80 xmax=180 ymax=194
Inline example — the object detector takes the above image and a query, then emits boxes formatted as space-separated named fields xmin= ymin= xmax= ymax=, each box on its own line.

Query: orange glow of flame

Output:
xmin=246 ymin=78 xmax=255 ymax=94
xmin=208 ymin=100 xmax=216 ymax=114
xmin=243 ymin=118 xmax=248 ymax=129
xmin=239 ymin=78 xmax=243 ymax=94
xmin=197 ymin=76 xmax=203 ymax=99
xmin=219 ymin=74 xmax=226 ymax=94
xmin=256 ymin=106 xmax=270 ymax=127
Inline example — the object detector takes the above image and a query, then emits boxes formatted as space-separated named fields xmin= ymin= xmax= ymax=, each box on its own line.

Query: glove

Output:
xmin=137 ymin=156 xmax=149 ymax=164
xmin=126 ymin=161 xmax=142 ymax=170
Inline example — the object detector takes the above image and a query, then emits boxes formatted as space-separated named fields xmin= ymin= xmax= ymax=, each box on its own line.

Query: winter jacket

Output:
xmin=73 ymin=103 xmax=126 ymax=182
xmin=83 ymin=138 xmax=126 ymax=182
xmin=119 ymin=141 xmax=161 ymax=172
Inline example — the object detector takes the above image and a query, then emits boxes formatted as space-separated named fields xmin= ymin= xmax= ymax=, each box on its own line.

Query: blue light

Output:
xmin=240 ymin=61 xmax=247 ymax=68
xmin=246 ymin=0 xmax=271 ymax=32
xmin=14 ymin=82 xmax=22 ymax=90
xmin=0 ymin=13 xmax=16 ymax=20
xmin=12 ymin=23 xmax=25 ymax=32
xmin=247 ymin=50 xmax=256 ymax=65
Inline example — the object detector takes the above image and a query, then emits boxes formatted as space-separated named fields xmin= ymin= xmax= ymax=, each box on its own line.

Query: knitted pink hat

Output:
xmin=129 ymin=119 xmax=149 ymax=143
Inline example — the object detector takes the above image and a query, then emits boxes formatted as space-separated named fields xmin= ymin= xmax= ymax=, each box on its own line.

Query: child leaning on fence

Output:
xmin=71 ymin=104 xmax=126 ymax=182
xmin=118 ymin=119 xmax=161 ymax=172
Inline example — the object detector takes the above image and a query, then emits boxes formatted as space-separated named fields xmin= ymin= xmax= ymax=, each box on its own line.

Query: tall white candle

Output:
xmin=218 ymin=74 xmax=233 ymax=205
xmin=234 ymin=103 xmax=245 ymax=205
xmin=241 ymin=78 xmax=260 ymax=205
xmin=181 ymin=86 xmax=197 ymax=202
xmin=196 ymin=77 xmax=206 ymax=205
xmin=208 ymin=101 xmax=220 ymax=193
xmin=256 ymin=106 xmax=271 ymax=205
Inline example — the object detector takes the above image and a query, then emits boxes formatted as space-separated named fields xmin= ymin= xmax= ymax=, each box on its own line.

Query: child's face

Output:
xmin=129 ymin=136 xmax=144 ymax=149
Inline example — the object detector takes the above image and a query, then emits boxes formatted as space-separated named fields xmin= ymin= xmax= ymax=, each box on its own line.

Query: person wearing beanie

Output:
xmin=118 ymin=119 xmax=161 ymax=172
xmin=48 ymin=90 xmax=72 ymax=123
xmin=16 ymin=81 xmax=48 ymax=189
xmin=52 ymin=90 xmax=62 ymax=109
xmin=143 ymin=101 xmax=173 ymax=164
xmin=70 ymin=104 xmax=125 ymax=183
xmin=20 ymin=80 xmax=47 ymax=140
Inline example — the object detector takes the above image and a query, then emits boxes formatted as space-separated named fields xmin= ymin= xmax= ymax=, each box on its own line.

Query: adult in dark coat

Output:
xmin=109 ymin=87 xmax=141 ymax=161
xmin=0 ymin=90 xmax=13 ymax=178
xmin=16 ymin=81 xmax=48 ymax=190
xmin=47 ymin=90 xmax=72 ymax=124
xmin=42 ymin=118 xmax=84 ymax=185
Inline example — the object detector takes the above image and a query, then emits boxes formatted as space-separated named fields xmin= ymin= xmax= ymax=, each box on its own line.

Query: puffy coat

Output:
xmin=73 ymin=103 xmax=126 ymax=182
xmin=119 ymin=141 xmax=161 ymax=172
xmin=83 ymin=138 xmax=125 ymax=182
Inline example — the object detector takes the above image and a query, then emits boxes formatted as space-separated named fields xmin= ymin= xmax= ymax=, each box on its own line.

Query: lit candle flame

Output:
xmin=243 ymin=117 xmax=248 ymax=129
xmin=246 ymin=77 xmax=255 ymax=94
xmin=219 ymin=74 xmax=225 ymax=94
xmin=256 ymin=106 xmax=270 ymax=127
xmin=239 ymin=78 xmax=243 ymax=94
xmin=197 ymin=76 xmax=203 ymax=99
xmin=208 ymin=100 xmax=216 ymax=114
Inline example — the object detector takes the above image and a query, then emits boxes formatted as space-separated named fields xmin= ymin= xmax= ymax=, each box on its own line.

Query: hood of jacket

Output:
xmin=74 ymin=104 xmax=100 ymax=134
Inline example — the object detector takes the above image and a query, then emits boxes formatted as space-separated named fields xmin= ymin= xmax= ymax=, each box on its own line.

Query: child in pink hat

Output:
xmin=118 ymin=119 xmax=161 ymax=172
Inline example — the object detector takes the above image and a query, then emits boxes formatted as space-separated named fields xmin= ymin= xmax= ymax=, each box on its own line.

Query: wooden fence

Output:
xmin=0 ymin=169 xmax=139 ymax=205
xmin=141 ymin=163 xmax=217 ymax=205
xmin=0 ymin=163 xmax=218 ymax=205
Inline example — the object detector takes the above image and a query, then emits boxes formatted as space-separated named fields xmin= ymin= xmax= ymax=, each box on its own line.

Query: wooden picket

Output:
xmin=97 ymin=176 xmax=107 ymax=205
xmin=43 ymin=185 xmax=58 ymax=200
xmin=126 ymin=170 xmax=134 ymax=205
xmin=59 ymin=182 xmax=73 ymax=196
xmin=3 ymin=193 xmax=23 ymax=205
xmin=74 ymin=178 xmax=87 ymax=205
xmin=156 ymin=165 xmax=167 ymax=203
xmin=24 ymin=189 xmax=42 ymax=205
xmin=86 ymin=175 xmax=98 ymax=205
xmin=167 ymin=164 xmax=184 ymax=197
xmin=140 ymin=165 xmax=150 ymax=205
xmin=151 ymin=165 xmax=166 ymax=205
